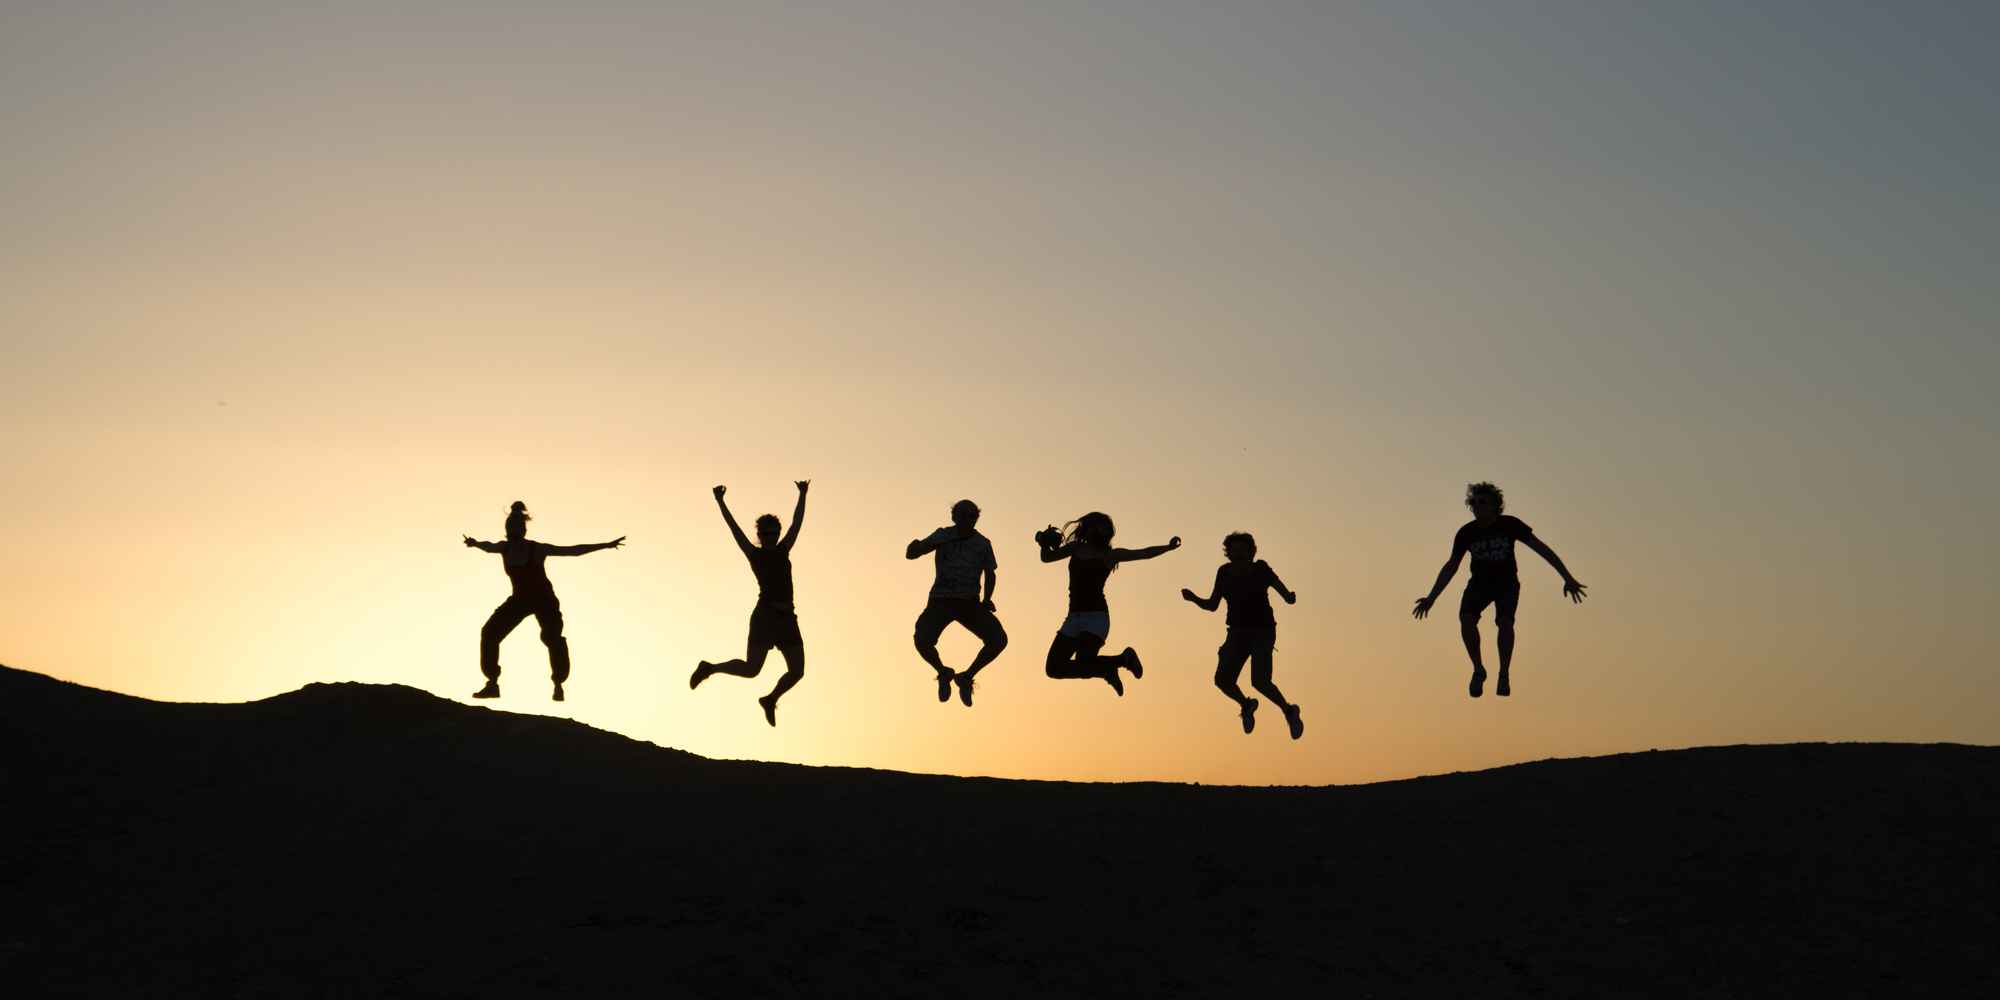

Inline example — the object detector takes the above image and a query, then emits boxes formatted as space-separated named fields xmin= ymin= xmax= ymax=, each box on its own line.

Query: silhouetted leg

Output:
xmin=708 ymin=641 xmax=772 ymax=679
xmin=959 ymin=608 xmax=1009 ymax=680
xmin=1248 ymin=641 xmax=1292 ymax=714
xmin=479 ymin=598 xmax=532 ymax=692
xmin=913 ymin=604 xmax=954 ymax=681
xmin=1213 ymin=638 xmax=1252 ymax=709
xmin=765 ymin=643 xmax=804 ymax=704
xmin=1494 ymin=585 xmax=1518 ymax=697
xmin=1045 ymin=634 xmax=1093 ymax=678
xmin=534 ymin=604 xmax=569 ymax=686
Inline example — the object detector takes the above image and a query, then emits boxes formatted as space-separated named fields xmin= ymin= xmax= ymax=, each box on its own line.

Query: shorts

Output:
xmin=1057 ymin=611 xmax=1110 ymax=640
xmin=1459 ymin=577 xmax=1520 ymax=625
xmin=748 ymin=603 xmax=803 ymax=651
xmin=915 ymin=597 xmax=1007 ymax=647
xmin=1218 ymin=625 xmax=1276 ymax=662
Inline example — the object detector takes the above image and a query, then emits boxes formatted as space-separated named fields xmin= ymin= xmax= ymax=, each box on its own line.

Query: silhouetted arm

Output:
xmin=1412 ymin=542 xmax=1467 ymax=619
xmin=1264 ymin=561 xmax=1298 ymax=605
xmin=1520 ymin=533 xmax=1587 ymax=603
xmin=546 ymin=537 xmax=625 ymax=556
xmin=779 ymin=480 xmax=809 ymax=551
xmin=982 ymin=566 xmax=998 ymax=609
xmin=906 ymin=532 xmax=941 ymax=560
xmin=714 ymin=486 xmax=754 ymax=557
xmin=1037 ymin=526 xmax=1072 ymax=563
xmin=1112 ymin=537 xmax=1182 ymax=564
xmin=463 ymin=536 xmax=503 ymax=553
xmin=1181 ymin=566 xmax=1224 ymax=612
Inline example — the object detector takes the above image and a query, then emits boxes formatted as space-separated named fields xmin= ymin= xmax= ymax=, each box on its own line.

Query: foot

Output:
xmin=758 ymin=695 xmax=777 ymax=727
xmin=1240 ymin=698 xmax=1258 ymax=734
xmin=1103 ymin=670 xmax=1125 ymax=697
xmin=690 ymin=661 xmax=713 ymax=690
xmin=472 ymin=680 xmax=500 ymax=699
xmin=955 ymin=672 xmax=976 ymax=708
xmin=936 ymin=668 xmax=955 ymax=704
xmin=1121 ymin=647 xmax=1143 ymax=679
xmin=1496 ymin=672 xmax=1510 ymax=697
xmin=1468 ymin=667 xmax=1487 ymax=698
xmin=552 ymin=683 xmax=565 ymax=703
xmin=1284 ymin=704 xmax=1304 ymax=740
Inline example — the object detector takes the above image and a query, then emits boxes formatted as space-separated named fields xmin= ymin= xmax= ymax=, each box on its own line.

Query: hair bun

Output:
xmin=510 ymin=501 xmax=528 ymax=514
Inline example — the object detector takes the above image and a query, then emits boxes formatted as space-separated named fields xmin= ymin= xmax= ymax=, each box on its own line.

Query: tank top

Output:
xmin=748 ymin=546 xmax=794 ymax=609
xmin=502 ymin=540 xmax=554 ymax=600
xmin=1067 ymin=555 xmax=1111 ymax=613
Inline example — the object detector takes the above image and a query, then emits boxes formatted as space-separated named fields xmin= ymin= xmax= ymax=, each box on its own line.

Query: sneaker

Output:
xmin=1496 ymin=673 xmax=1511 ymax=698
xmin=1240 ymin=698 xmax=1259 ymax=734
xmin=690 ymin=661 xmax=713 ymax=690
xmin=758 ymin=695 xmax=777 ymax=727
xmin=552 ymin=683 xmax=565 ymax=703
xmin=473 ymin=680 xmax=500 ymax=699
xmin=1104 ymin=670 xmax=1125 ymax=697
xmin=1122 ymin=647 xmax=1143 ymax=679
xmin=936 ymin=668 xmax=955 ymax=703
xmin=1468 ymin=667 xmax=1487 ymax=698
xmin=1284 ymin=704 xmax=1304 ymax=740
xmin=955 ymin=672 xmax=976 ymax=708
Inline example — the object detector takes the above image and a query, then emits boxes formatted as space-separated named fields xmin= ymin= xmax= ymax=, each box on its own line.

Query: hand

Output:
xmin=607 ymin=536 xmax=626 ymax=550
xmin=1282 ymin=591 xmax=1297 ymax=605
xmin=981 ymin=599 xmax=996 ymax=613
xmin=713 ymin=485 xmax=727 ymax=499
xmin=1412 ymin=595 xmax=1436 ymax=620
xmin=462 ymin=535 xmax=478 ymax=548
xmin=1167 ymin=536 xmax=1181 ymax=550
xmin=795 ymin=480 xmax=810 ymax=493
xmin=1564 ymin=579 xmax=1587 ymax=604
xmin=1181 ymin=588 xmax=1199 ymax=603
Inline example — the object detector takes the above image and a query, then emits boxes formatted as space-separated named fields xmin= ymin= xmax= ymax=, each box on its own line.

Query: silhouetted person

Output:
xmin=1035 ymin=512 xmax=1179 ymax=696
xmin=462 ymin=501 xmax=624 ymax=702
xmin=1412 ymin=482 xmax=1586 ymax=697
xmin=690 ymin=481 xmax=809 ymax=726
xmin=1182 ymin=532 xmax=1303 ymax=739
xmin=907 ymin=499 xmax=1008 ymax=706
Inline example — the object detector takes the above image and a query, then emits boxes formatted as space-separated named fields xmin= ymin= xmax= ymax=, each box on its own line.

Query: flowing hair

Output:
xmin=1063 ymin=511 xmax=1118 ymax=571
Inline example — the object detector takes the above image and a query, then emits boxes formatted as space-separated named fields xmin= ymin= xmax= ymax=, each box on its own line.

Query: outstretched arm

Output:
xmin=906 ymin=534 xmax=938 ymax=560
xmin=714 ymin=486 xmax=753 ymax=556
xmin=1181 ymin=566 xmax=1223 ymax=612
xmin=463 ymin=536 xmax=503 ymax=553
xmin=1112 ymin=536 xmax=1182 ymax=563
xmin=546 ymin=537 xmax=626 ymax=556
xmin=1412 ymin=543 xmax=1466 ymax=619
xmin=1265 ymin=562 xmax=1298 ymax=605
xmin=779 ymin=480 xmax=809 ymax=551
xmin=1037 ymin=527 xmax=1073 ymax=563
xmin=1521 ymin=533 xmax=1587 ymax=603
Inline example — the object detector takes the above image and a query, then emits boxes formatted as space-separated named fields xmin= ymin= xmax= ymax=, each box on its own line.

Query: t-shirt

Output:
xmin=1454 ymin=515 xmax=1533 ymax=580
xmin=1067 ymin=555 xmax=1112 ymax=613
xmin=924 ymin=527 xmax=996 ymax=599
xmin=501 ymin=540 xmax=555 ymax=600
xmin=1215 ymin=560 xmax=1279 ymax=629
xmin=746 ymin=546 xmax=794 ymax=608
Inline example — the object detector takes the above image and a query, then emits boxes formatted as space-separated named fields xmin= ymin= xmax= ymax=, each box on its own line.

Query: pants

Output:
xmin=481 ymin=594 xmax=569 ymax=683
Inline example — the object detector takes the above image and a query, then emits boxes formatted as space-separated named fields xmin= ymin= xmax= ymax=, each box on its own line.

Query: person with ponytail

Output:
xmin=1034 ymin=512 xmax=1179 ymax=696
xmin=463 ymin=502 xmax=625 ymax=702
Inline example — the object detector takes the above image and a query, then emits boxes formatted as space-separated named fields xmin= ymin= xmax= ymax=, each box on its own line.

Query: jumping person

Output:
xmin=1412 ymin=482 xmax=1586 ymax=698
xmin=1035 ymin=512 xmax=1179 ymax=696
xmin=690 ymin=481 xmax=809 ymax=726
xmin=1182 ymin=532 xmax=1303 ymax=739
xmin=462 ymin=501 xmax=624 ymax=702
xmin=907 ymin=499 xmax=1007 ymax=707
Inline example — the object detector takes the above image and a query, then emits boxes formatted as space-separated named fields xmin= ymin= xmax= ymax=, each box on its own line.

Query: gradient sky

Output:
xmin=5 ymin=1 xmax=1996 ymax=784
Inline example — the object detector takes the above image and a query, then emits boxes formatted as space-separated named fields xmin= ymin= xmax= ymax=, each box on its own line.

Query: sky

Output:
xmin=5 ymin=1 xmax=1996 ymax=785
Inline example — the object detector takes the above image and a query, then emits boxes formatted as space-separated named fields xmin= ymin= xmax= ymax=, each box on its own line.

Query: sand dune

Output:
xmin=3 ymin=664 xmax=1994 ymax=997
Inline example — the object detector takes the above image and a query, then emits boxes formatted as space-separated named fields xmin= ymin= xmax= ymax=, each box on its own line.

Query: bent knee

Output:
xmin=1458 ymin=611 xmax=1483 ymax=626
xmin=987 ymin=631 xmax=1010 ymax=652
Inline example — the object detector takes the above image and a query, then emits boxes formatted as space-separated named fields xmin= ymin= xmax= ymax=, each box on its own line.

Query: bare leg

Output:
xmin=960 ymin=619 xmax=1009 ymax=681
xmin=706 ymin=641 xmax=772 ymax=679
xmin=1496 ymin=621 xmax=1515 ymax=696
xmin=757 ymin=644 xmax=804 ymax=726
xmin=1459 ymin=613 xmax=1487 ymax=697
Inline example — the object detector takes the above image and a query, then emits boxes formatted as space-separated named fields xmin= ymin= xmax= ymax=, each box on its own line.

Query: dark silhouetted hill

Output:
xmin=3 ymin=663 xmax=1995 ymax=997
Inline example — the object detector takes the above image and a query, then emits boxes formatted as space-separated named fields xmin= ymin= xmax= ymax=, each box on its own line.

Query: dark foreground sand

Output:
xmin=2 ymin=664 xmax=1994 ymax=998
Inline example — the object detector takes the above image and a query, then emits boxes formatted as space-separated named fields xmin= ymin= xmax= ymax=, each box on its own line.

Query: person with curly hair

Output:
xmin=690 ymin=481 xmax=811 ymax=726
xmin=1412 ymin=482 xmax=1586 ymax=698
